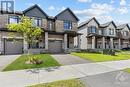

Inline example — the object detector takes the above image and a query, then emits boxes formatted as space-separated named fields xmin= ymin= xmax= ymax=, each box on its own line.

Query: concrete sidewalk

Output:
xmin=0 ymin=55 xmax=20 ymax=71
xmin=1 ymin=59 xmax=130 ymax=87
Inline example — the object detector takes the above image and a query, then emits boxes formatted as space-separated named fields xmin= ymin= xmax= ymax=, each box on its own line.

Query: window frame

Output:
xmin=63 ymin=20 xmax=72 ymax=30
xmin=8 ymin=16 xmax=20 ymax=24
xmin=123 ymin=31 xmax=129 ymax=36
xmin=109 ymin=28 xmax=114 ymax=35
xmin=31 ymin=17 xmax=42 ymax=27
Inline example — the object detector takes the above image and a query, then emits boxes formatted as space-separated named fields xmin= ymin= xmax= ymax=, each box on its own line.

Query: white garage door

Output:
xmin=48 ymin=40 xmax=62 ymax=53
xmin=5 ymin=39 xmax=23 ymax=54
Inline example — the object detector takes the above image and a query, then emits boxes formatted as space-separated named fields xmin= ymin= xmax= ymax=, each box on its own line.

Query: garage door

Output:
xmin=5 ymin=39 xmax=23 ymax=54
xmin=48 ymin=40 xmax=62 ymax=53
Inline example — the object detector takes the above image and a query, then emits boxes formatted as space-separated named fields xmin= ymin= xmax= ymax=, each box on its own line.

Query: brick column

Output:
xmin=118 ymin=38 xmax=121 ymax=49
xmin=110 ymin=38 xmax=114 ymax=49
xmin=102 ymin=37 xmax=105 ymax=49
xmin=92 ymin=36 xmax=95 ymax=49
xmin=45 ymin=32 xmax=48 ymax=50
xmin=77 ymin=35 xmax=81 ymax=49
xmin=64 ymin=34 xmax=68 ymax=52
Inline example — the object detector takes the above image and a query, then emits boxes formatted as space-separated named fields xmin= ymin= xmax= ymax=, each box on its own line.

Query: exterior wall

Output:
xmin=104 ymin=23 xmax=116 ymax=37
xmin=78 ymin=26 xmax=87 ymax=49
xmin=24 ymin=7 xmax=47 ymax=18
xmin=0 ymin=14 xmax=8 ymax=28
xmin=55 ymin=20 xmax=64 ymax=32
xmin=56 ymin=10 xmax=77 ymax=22
xmin=42 ymin=19 xmax=48 ymax=30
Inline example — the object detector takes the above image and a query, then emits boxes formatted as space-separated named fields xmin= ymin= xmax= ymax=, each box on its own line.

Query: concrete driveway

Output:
xmin=0 ymin=55 xmax=20 ymax=71
xmin=51 ymin=54 xmax=90 ymax=65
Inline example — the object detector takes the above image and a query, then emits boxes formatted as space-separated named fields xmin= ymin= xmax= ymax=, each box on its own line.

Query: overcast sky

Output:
xmin=14 ymin=0 xmax=130 ymax=25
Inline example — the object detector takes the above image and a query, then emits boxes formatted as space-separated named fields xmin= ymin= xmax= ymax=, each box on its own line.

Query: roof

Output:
xmin=0 ymin=10 xmax=23 ymax=15
xmin=23 ymin=4 xmax=48 ymax=17
xmin=78 ymin=17 xmax=100 ymax=28
xmin=116 ymin=24 xmax=130 ymax=30
xmin=100 ymin=21 xmax=116 ymax=28
xmin=55 ymin=8 xmax=79 ymax=21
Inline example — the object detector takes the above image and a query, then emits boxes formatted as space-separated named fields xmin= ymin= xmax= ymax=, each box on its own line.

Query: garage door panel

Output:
xmin=5 ymin=39 xmax=23 ymax=54
xmin=48 ymin=40 xmax=62 ymax=53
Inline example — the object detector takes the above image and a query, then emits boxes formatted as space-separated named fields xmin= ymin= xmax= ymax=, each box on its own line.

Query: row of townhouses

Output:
xmin=78 ymin=17 xmax=130 ymax=50
xmin=0 ymin=4 xmax=81 ymax=54
xmin=0 ymin=4 xmax=129 ymax=55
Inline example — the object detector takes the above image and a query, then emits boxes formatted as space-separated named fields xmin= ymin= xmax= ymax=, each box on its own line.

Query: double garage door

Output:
xmin=48 ymin=40 xmax=62 ymax=53
xmin=4 ymin=39 xmax=23 ymax=55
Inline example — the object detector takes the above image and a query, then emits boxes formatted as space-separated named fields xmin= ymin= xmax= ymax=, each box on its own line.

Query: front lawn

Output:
xmin=29 ymin=79 xmax=85 ymax=87
xmin=3 ymin=54 xmax=61 ymax=71
xmin=71 ymin=52 xmax=130 ymax=62
xmin=124 ymin=68 xmax=130 ymax=73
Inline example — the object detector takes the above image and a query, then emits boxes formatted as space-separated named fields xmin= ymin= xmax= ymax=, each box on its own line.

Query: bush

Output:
xmin=103 ymin=49 xmax=115 ymax=56
xmin=77 ymin=49 xmax=101 ymax=54
xmin=28 ymin=56 xmax=43 ymax=65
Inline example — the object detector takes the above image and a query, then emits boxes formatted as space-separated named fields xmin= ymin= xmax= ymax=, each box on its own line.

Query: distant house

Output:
xmin=78 ymin=17 xmax=130 ymax=50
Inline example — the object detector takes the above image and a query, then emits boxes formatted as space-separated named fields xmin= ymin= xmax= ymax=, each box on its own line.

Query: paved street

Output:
xmin=81 ymin=71 xmax=130 ymax=87
xmin=0 ymin=55 xmax=20 ymax=71
xmin=1 ymin=59 xmax=130 ymax=87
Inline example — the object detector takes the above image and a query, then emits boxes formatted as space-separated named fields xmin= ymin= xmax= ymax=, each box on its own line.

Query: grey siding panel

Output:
xmin=24 ymin=8 xmax=46 ymax=18
xmin=56 ymin=10 xmax=77 ymax=22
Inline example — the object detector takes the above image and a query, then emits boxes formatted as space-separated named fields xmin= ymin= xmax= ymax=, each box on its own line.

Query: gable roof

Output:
xmin=100 ymin=21 xmax=116 ymax=28
xmin=116 ymin=24 xmax=130 ymax=30
xmin=23 ymin=4 xmax=48 ymax=17
xmin=78 ymin=17 xmax=100 ymax=28
xmin=55 ymin=8 xmax=79 ymax=21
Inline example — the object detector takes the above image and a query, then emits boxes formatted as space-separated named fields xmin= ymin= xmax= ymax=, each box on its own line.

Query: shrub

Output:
xmin=103 ymin=49 xmax=115 ymax=56
xmin=77 ymin=49 xmax=101 ymax=54
xmin=28 ymin=56 xmax=43 ymax=65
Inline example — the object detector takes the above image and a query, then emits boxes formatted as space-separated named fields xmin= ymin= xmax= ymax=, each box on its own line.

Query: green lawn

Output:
xmin=124 ymin=68 xmax=130 ymax=73
xmin=71 ymin=52 xmax=130 ymax=62
xmin=29 ymin=79 xmax=85 ymax=87
xmin=3 ymin=54 xmax=61 ymax=71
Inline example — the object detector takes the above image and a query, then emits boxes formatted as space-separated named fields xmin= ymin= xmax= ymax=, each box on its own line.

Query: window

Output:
xmin=91 ymin=26 xmax=96 ymax=33
xmin=48 ymin=21 xmax=53 ymax=30
xmin=109 ymin=28 xmax=114 ymax=35
xmin=32 ymin=17 xmax=42 ymax=27
xmin=64 ymin=21 xmax=72 ymax=30
xmin=89 ymin=26 xmax=96 ymax=33
xmin=9 ymin=16 xmax=20 ymax=24
xmin=99 ymin=29 xmax=102 ymax=35
xmin=123 ymin=31 xmax=128 ymax=36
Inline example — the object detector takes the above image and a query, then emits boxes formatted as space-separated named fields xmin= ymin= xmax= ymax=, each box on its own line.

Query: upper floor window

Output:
xmin=99 ymin=29 xmax=102 ymax=35
xmin=9 ymin=16 xmax=20 ymax=24
xmin=89 ymin=26 xmax=96 ymax=33
xmin=109 ymin=28 xmax=114 ymax=35
xmin=32 ymin=17 xmax=42 ymax=27
xmin=48 ymin=21 xmax=53 ymax=30
xmin=123 ymin=31 xmax=129 ymax=36
xmin=64 ymin=21 xmax=72 ymax=30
